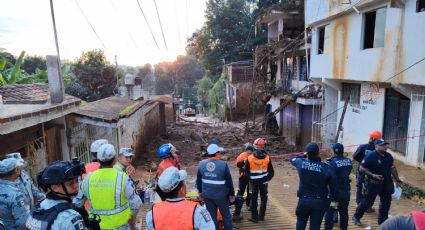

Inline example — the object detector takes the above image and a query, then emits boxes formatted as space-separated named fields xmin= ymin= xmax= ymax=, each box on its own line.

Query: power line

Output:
xmin=174 ymin=0 xmax=182 ymax=45
xmin=74 ymin=0 xmax=107 ymax=49
xmin=136 ymin=0 xmax=160 ymax=49
xmin=153 ymin=0 xmax=168 ymax=50
xmin=109 ymin=0 xmax=139 ymax=49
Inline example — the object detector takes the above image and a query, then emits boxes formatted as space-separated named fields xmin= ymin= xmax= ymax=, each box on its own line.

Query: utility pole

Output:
xmin=115 ymin=55 xmax=119 ymax=94
xmin=49 ymin=0 xmax=61 ymax=62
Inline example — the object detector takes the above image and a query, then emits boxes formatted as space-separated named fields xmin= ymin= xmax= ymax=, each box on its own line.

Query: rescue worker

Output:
xmin=379 ymin=210 xmax=425 ymax=230
xmin=324 ymin=143 xmax=353 ymax=230
xmin=156 ymin=143 xmax=181 ymax=177
xmin=232 ymin=143 xmax=254 ymax=221
xmin=353 ymin=130 xmax=381 ymax=206
xmin=196 ymin=143 xmax=235 ymax=230
xmin=26 ymin=160 xmax=91 ymax=230
xmin=83 ymin=139 xmax=108 ymax=179
xmin=114 ymin=147 xmax=136 ymax=176
xmin=146 ymin=166 xmax=215 ymax=230
xmin=353 ymin=139 xmax=402 ymax=226
xmin=0 ymin=158 xmax=30 ymax=229
xmin=75 ymin=144 xmax=142 ymax=229
xmin=6 ymin=152 xmax=45 ymax=209
xmin=291 ymin=143 xmax=338 ymax=230
xmin=245 ymin=138 xmax=274 ymax=223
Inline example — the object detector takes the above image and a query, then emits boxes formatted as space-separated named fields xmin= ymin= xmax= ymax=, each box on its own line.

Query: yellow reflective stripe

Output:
xmin=115 ymin=171 xmax=123 ymax=208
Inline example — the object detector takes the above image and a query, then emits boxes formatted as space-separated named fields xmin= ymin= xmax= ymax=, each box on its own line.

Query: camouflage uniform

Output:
xmin=0 ymin=178 xmax=30 ymax=229
xmin=16 ymin=170 xmax=45 ymax=209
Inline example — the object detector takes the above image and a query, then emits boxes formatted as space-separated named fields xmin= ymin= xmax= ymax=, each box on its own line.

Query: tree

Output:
xmin=196 ymin=72 xmax=214 ymax=109
xmin=22 ymin=55 xmax=47 ymax=74
xmin=67 ymin=50 xmax=116 ymax=101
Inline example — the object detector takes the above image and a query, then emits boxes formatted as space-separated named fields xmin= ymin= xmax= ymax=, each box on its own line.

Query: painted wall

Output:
xmin=336 ymin=83 xmax=386 ymax=152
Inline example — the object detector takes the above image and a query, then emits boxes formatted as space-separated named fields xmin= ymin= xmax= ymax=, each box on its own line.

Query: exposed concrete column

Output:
xmin=406 ymin=91 xmax=425 ymax=166
xmin=46 ymin=55 xmax=65 ymax=104
xmin=322 ymin=85 xmax=339 ymax=147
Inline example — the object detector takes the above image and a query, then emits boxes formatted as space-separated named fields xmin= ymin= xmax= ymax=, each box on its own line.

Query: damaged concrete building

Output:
xmin=255 ymin=1 xmax=322 ymax=147
xmin=306 ymin=0 xmax=425 ymax=167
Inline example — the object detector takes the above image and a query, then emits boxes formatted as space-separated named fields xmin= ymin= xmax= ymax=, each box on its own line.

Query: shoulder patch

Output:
xmin=71 ymin=215 xmax=83 ymax=224
xmin=200 ymin=208 xmax=212 ymax=222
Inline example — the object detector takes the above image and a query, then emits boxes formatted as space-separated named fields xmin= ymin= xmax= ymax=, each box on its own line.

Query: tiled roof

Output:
xmin=0 ymin=84 xmax=49 ymax=104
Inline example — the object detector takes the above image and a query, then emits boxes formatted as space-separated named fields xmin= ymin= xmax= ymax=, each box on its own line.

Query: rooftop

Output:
xmin=73 ymin=96 xmax=156 ymax=122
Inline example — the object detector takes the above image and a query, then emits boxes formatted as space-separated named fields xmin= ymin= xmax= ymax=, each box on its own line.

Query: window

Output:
xmin=363 ymin=8 xmax=387 ymax=49
xmin=341 ymin=83 xmax=361 ymax=104
xmin=418 ymin=0 xmax=425 ymax=12
xmin=317 ymin=26 xmax=326 ymax=54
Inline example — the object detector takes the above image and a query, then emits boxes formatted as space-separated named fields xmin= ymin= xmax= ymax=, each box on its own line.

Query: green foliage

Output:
xmin=207 ymin=72 xmax=226 ymax=113
xmin=22 ymin=55 xmax=46 ymax=74
xmin=67 ymin=50 xmax=117 ymax=102
xmin=196 ymin=73 xmax=214 ymax=108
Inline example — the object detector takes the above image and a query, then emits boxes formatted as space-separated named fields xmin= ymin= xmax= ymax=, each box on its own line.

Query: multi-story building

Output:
xmin=306 ymin=0 xmax=425 ymax=166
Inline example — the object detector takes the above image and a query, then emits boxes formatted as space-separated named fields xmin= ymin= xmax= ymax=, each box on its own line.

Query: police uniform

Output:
xmin=196 ymin=144 xmax=234 ymax=230
xmin=324 ymin=154 xmax=353 ymax=230
xmin=291 ymin=154 xmax=337 ymax=230
xmin=245 ymin=150 xmax=274 ymax=222
xmin=0 ymin=178 xmax=30 ymax=229
xmin=353 ymin=142 xmax=375 ymax=205
xmin=353 ymin=149 xmax=395 ymax=224
xmin=26 ymin=198 xmax=87 ymax=230
xmin=145 ymin=198 xmax=215 ymax=230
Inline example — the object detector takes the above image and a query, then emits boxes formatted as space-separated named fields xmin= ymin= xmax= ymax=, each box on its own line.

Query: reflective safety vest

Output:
xmin=411 ymin=211 xmax=425 ymax=230
xmin=157 ymin=158 xmax=177 ymax=177
xmin=235 ymin=152 xmax=250 ymax=177
xmin=247 ymin=155 xmax=270 ymax=182
xmin=82 ymin=162 xmax=100 ymax=180
xmin=152 ymin=200 xmax=197 ymax=230
xmin=82 ymin=168 xmax=131 ymax=229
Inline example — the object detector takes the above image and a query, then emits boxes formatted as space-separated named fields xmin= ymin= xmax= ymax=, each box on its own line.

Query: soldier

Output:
xmin=6 ymin=152 xmax=45 ymax=209
xmin=0 ymin=158 xmax=30 ymax=229
xmin=26 ymin=160 xmax=91 ymax=230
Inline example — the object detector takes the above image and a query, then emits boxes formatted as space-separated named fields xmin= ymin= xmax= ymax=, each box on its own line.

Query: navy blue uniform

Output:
xmin=324 ymin=156 xmax=353 ymax=230
xmin=291 ymin=156 xmax=337 ymax=230
xmin=196 ymin=158 xmax=234 ymax=230
xmin=354 ymin=150 xmax=394 ymax=224
xmin=353 ymin=142 xmax=375 ymax=205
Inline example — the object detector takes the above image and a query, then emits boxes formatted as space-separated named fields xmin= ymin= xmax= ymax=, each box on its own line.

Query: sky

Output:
xmin=0 ymin=0 xmax=207 ymax=66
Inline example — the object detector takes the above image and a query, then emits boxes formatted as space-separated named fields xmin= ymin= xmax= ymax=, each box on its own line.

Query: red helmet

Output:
xmin=253 ymin=138 xmax=267 ymax=149
xmin=369 ymin=130 xmax=382 ymax=140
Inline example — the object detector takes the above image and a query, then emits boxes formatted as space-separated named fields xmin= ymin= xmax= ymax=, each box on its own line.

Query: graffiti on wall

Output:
xmin=361 ymin=83 xmax=383 ymax=105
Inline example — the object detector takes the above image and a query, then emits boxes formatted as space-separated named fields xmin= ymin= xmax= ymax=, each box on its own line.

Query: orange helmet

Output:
xmin=253 ymin=138 xmax=267 ymax=149
xmin=369 ymin=130 xmax=382 ymax=140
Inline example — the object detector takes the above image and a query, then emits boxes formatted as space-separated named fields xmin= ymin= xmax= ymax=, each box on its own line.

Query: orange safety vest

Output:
xmin=247 ymin=155 xmax=270 ymax=181
xmin=82 ymin=162 xmax=100 ymax=210
xmin=235 ymin=152 xmax=250 ymax=177
xmin=152 ymin=200 xmax=197 ymax=230
xmin=411 ymin=211 xmax=425 ymax=230
xmin=157 ymin=158 xmax=177 ymax=177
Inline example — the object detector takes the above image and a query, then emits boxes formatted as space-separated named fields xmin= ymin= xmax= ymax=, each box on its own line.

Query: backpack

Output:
xmin=26 ymin=203 xmax=71 ymax=230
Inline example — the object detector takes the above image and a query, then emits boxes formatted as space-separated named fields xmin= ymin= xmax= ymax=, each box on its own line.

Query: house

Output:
xmin=306 ymin=0 xmax=425 ymax=167
xmin=0 ymin=84 xmax=81 ymax=178
xmin=68 ymin=96 xmax=166 ymax=163
xmin=225 ymin=61 xmax=254 ymax=120
xmin=255 ymin=1 xmax=321 ymax=147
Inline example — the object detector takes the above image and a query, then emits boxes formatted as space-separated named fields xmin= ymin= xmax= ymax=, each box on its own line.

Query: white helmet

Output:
xmin=97 ymin=144 xmax=116 ymax=162
xmin=90 ymin=139 xmax=108 ymax=153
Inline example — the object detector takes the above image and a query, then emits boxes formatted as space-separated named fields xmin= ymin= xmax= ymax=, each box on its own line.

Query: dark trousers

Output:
xmin=234 ymin=178 xmax=249 ymax=216
xmin=204 ymin=197 xmax=233 ymax=230
xmin=296 ymin=197 xmax=329 ymax=230
xmin=324 ymin=197 xmax=350 ymax=230
xmin=354 ymin=184 xmax=392 ymax=224
xmin=356 ymin=170 xmax=364 ymax=205
xmin=251 ymin=182 xmax=268 ymax=219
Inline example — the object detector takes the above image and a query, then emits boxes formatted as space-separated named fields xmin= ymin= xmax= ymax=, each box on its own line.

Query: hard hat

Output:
xmin=245 ymin=143 xmax=254 ymax=151
xmin=0 ymin=158 xmax=23 ymax=174
xmin=97 ymin=144 xmax=116 ymax=162
xmin=90 ymin=139 xmax=109 ymax=153
xmin=158 ymin=166 xmax=187 ymax=193
xmin=157 ymin=144 xmax=172 ymax=159
xmin=374 ymin=139 xmax=389 ymax=146
xmin=37 ymin=160 xmax=85 ymax=194
xmin=253 ymin=138 xmax=267 ymax=149
xmin=369 ymin=130 xmax=382 ymax=140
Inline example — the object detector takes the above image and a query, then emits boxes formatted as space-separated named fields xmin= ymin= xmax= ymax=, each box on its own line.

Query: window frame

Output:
xmin=341 ymin=83 xmax=361 ymax=105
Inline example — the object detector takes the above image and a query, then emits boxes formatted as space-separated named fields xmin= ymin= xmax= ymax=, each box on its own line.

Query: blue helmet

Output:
xmin=157 ymin=144 xmax=172 ymax=159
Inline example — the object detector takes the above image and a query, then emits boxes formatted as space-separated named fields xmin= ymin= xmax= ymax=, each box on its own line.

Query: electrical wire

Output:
xmin=108 ymin=0 xmax=139 ymax=49
xmin=174 ymin=0 xmax=182 ymax=45
xmin=74 ymin=0 xmax=107 ymax=49
xmin=136 ymin=0 xmax=160 ymax=49
xmin=153 ymin=0 xmax=168 ymax=50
